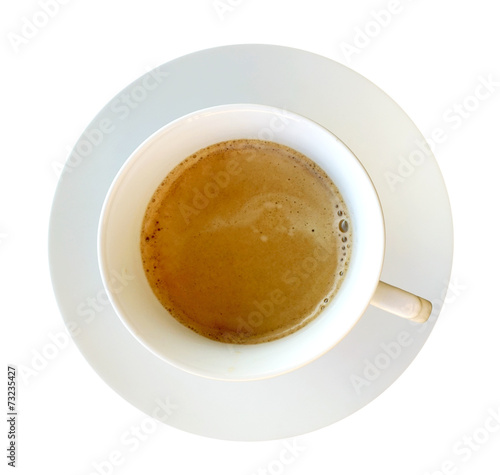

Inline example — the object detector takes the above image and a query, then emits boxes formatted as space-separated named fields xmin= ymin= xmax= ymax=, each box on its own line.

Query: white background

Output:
xmin=1 ymin=0 xmax=499 ymax=474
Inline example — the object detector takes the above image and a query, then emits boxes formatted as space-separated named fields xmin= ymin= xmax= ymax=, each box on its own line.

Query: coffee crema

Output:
xmin=140 ymin=139 xmax=351 ymax=344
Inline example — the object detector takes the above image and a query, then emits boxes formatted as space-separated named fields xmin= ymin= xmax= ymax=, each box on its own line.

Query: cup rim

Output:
xmin=97 ymin=103 xmax=386 ymax=381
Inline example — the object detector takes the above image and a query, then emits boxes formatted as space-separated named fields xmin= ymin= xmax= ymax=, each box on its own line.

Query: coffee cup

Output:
xmin=97 ymin=103 xmax=431 ymax=381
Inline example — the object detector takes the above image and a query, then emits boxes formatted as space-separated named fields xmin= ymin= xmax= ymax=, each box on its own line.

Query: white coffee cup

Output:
xmin=98 ymin=104 xmax=431 ymax=381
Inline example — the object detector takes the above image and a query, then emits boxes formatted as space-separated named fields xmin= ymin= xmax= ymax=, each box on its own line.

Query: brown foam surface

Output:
xmin=141 ymin=139 xmax=351 ymax=343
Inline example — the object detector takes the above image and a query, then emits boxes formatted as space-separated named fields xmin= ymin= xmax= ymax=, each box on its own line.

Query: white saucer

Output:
xmin=49 ymin=45 xmax=453 ymax=441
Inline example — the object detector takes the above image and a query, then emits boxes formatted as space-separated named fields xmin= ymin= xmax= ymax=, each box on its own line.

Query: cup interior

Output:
xmin=98 ymin=104 xmax=385 ymax=381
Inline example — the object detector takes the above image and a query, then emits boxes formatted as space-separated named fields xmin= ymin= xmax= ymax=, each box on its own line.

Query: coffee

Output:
xmin=140 ymin=139 xmax=351 ymax=344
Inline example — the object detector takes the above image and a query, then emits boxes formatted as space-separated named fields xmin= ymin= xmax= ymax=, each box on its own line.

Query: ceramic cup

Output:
xmin=97 ymin=104 xmax=431 ymax=381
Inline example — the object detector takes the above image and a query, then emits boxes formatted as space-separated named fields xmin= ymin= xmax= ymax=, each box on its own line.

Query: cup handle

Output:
xmin=370 ymin=281 xmax=432 ymax=323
